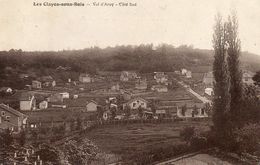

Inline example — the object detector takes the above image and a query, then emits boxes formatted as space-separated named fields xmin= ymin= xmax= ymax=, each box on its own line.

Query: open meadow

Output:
xmin=83 ymin=121 xmax=211 ymax=161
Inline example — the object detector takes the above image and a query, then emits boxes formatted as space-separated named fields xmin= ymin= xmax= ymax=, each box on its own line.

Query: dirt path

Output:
xmin=174 ymin=78 xmax=212 ymax=104
xmin=156 ymin=153 xmax=233 ymax=165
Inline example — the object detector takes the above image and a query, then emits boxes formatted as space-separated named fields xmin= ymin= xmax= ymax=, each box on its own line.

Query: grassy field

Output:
xmin=83 ymin=121 xmax=211 ymax=157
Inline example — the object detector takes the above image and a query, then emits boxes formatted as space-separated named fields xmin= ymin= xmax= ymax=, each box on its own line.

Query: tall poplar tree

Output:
xmin=212 ymin=14 xmax=231 ymax=146
xmin=226 ymin=12 xmax=243 ymax=127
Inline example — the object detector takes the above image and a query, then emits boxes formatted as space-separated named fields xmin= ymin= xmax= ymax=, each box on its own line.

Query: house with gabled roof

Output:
xmin=123 ymin=97 xmax=148 ymax=110
xmin=86 ymin=100 xmax=98 ymax=112
xmin=19 ymin=93 xmax=36 ymax=111
xmin=32 ymin=80 xmax=42 ymax=89
xmin=0 ymin=103 xmax=28 ymax=132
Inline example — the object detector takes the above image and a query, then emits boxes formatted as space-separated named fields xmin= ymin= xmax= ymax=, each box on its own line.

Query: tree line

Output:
xmin=212 ymin=12 xmax=260 ymax=153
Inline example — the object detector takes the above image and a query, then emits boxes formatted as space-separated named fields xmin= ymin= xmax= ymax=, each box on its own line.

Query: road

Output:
xmin=174 ymin=78 xmax=212 ymax=104
xmin=156 ymin=153 xmax=232 ymax=165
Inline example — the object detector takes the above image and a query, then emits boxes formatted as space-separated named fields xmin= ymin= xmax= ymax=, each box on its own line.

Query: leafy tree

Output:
xmin=242 ymin=85 xmax=260 ymax=123
xmin=226 ymin=12 xmax=244 ymax=127
xmin=204 ymin=103 xmax=212 ymax=116
xmin=180 ymin=126 xmax=195 ymax=144
xmin=76 ymin=117 xmax=82 ymax=130
xmin=252 ymin=71 xmax=260 ymax=86
xmin=35 ymin=143 xmax=60 ymax=164
xmin=212 ymin=13 xmax=232 ymax=149
xmin=64 ymin=139 xmax=99 ymax=165
xmin=19 ymin=129 xmax=26 ymax=146
xmin=233 ymin=123 xmax=260 ymax=154
xmin=0 ymin=129 xmax=13 ymax=147
xmin=70 ymin=119 xmax=75 ymax=131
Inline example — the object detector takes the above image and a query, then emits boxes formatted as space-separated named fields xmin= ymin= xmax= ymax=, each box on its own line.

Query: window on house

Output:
xmin=245 ymin=77 xmax=248 ymax=81
xmin=141 ymin=103 xmax=144 ymax=106
xmin=133 ymin=103 xmax=136 ymax=107
xmin=1 ymin=111 xmax=5 ymax=116
xmin=6 ymin=116 xmax=10 ymax=121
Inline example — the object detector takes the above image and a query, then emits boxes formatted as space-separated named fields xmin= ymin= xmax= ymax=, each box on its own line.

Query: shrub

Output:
xmin=180 ymin=126 xmax=195 ymax=144
xmin=63 ymin=139 xmax=99 ymax=165
xmin=123 ymin=144 xmax=191 ymax=165
xmin=190 ymin=135 xmax=207 ymax=150
xmin=35 ymin=143 xmax=60 ymax=164
xmin=234 ymin=123 xmax=260 ymax=154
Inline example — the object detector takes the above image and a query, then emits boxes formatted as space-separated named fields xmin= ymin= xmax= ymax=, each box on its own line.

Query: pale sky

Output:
xmin=1 ymin=0 xmax=260 ymax=54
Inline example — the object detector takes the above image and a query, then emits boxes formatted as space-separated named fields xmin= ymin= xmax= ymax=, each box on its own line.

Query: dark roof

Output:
xmin=64 ymin=98 xmax=105 ymax=107
xmin=127 ymin=97 xmax=148 ymax=104
xmin=0 ymin=103 xmax=27 ymax=117
xmin=79 ymin=73 xmax=90 ymax=77
xmin=19 ymin=92 xmax=34 ymax=101
xmin=37 ymin=76 xmax=54 ymax=82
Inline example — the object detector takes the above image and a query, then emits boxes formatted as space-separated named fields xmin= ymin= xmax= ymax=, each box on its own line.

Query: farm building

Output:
xmin=19 ymin=93 xmax=36 ymax=111
xmin=32 ymin=80 xmax=42 ymax=89
xmin=79 ymin=73 xmax=92 ymax=83
xmin=0 ymin=103 xmax=28 ymax=132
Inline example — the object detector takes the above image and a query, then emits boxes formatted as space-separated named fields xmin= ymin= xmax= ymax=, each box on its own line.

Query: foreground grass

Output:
xmin=83 ymin=121 xmax=211 ymax=162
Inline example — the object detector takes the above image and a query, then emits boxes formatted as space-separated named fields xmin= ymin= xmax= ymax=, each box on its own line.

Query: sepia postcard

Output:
xmin=0 ymin=0 xmax=260 ymax=164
